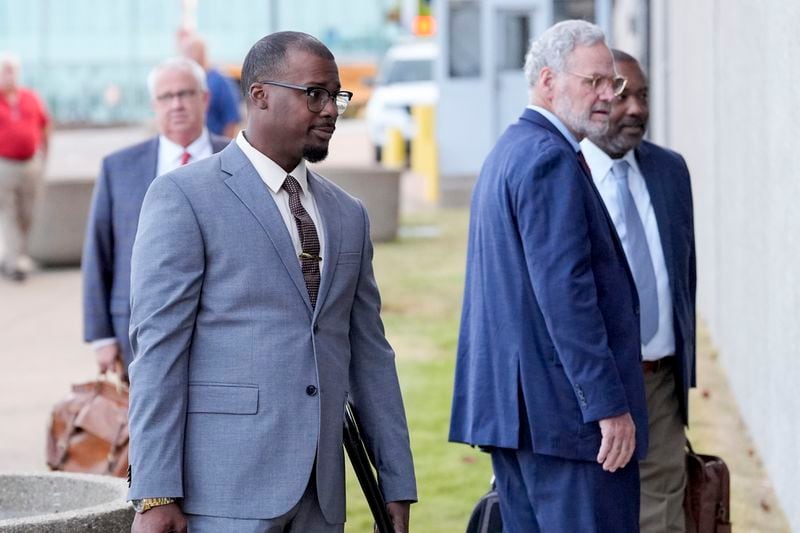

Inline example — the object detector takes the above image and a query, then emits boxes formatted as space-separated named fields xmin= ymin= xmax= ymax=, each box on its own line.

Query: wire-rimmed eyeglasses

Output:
xmin=154 ymin=89 xmax=198 ymax=103
xmin=564 ymin=71 xmax=628 ymax=97
xmin=258 ymin=80 xmax=354 ymax=114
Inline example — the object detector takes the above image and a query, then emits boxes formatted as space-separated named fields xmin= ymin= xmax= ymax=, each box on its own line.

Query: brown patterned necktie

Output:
xmin=282 ymin=175 xmax=321 ymax=308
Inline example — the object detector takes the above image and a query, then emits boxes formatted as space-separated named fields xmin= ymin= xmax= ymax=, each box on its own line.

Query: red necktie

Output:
xmin=180 ymin=151 xmax=191 ymax=165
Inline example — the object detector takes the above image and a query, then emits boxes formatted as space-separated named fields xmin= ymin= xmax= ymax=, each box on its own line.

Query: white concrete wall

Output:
xmin=650 ymin=2 xmax=800 ymax=530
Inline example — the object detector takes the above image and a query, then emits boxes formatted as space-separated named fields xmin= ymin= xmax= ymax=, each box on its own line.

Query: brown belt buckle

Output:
xmin=642 ymin=355 xmax=673 ymax=374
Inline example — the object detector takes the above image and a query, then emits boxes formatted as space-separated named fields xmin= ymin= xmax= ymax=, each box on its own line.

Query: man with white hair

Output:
xmin=82 ymin=57 xmax=229 ymax=377
xmin=450 ymin=20 xmax=648 ymax=531
xmin=0 ymin=52 xmax=50 ymax=282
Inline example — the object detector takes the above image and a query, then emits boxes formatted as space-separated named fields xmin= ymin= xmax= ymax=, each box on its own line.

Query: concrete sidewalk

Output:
xmin=0 ymin=268 xmax=91 ymax=471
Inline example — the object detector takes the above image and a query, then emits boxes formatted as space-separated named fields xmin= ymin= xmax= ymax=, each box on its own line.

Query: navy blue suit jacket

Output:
xmin=450 ymin=109 xmax=648 ymax=461
xmin=82 ymin=135 xmax=229 ymax=367
xmin=636 ymin=140 xmax=696 ymax=423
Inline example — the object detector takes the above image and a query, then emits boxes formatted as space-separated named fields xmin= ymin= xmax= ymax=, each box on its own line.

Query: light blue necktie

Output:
xmin=612 ymin=160 xmax=659 ymax=343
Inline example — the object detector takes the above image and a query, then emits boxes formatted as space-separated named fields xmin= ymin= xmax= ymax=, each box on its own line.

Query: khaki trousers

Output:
xmin=640 ymin=363 xmax=687 ymax=532
xmin=0 ymin=154 xmax=42 ymax=269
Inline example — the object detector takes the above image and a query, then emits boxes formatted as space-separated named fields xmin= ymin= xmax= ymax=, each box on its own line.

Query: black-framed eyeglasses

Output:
xmin=564 ymin=71 xmax=628 ymax=97
xmin=258 ymin=80 xmax=353 ymax=114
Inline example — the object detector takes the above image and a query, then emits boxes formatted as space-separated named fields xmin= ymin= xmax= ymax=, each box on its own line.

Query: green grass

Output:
xmin=344 ymin=209 xmax=493 ymax=532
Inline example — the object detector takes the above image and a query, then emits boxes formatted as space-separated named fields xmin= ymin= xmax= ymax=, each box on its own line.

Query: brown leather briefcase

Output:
xmin=685 ymin=440 xmax=732 ymax=533
xmin=46 ymin=378 xmax=129 ymax=478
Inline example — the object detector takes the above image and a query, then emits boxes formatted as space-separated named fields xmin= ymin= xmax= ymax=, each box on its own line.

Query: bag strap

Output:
xmin=685 ymin=437 xmax=695 ymax=455
xmin=54 ymin=407 xmax=82 ymax=468
xmin=96 ymin=372 xmax=130 ymax=395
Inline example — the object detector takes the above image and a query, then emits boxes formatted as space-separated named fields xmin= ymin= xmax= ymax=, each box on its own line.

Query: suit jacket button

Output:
xmin=313 ymin=323 xmax=319 ymax=334
xmin=306 ymin=385 xmax=318 ymax=396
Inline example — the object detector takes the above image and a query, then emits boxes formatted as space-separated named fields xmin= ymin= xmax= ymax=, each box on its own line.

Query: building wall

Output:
xmin=650 ymin=2 xmax=800 ymax=530
xmin=435 ymin=0 xmax=610 ymax=183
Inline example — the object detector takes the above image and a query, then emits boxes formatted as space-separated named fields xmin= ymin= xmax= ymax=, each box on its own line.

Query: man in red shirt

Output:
xmin=0 ymin=52 xmax=50 ymax=282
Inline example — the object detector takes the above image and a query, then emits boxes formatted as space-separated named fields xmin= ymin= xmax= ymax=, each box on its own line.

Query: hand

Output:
xmin=596 ymin=412 xmax=635 ymax=472
xmin=131 ymin=503 xmax=187 ymax=533
xmin=95 ymin=342 xmax=121 ymax=374
xmin=386 ymin=501 xmax=411 ymax=533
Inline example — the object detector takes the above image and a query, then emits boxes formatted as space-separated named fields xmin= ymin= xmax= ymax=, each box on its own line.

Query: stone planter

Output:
xmin=319 ymin=166 xmax=401 ymax=242
xmin=28 ymin=178 xmax=94 ymax=267
xmin=25 ymin=165 xmax=401 ymax=269
xmin=0 ymin=472 xmax=133 ymax=532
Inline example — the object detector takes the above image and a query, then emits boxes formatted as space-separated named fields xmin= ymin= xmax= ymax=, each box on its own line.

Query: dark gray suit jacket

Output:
xmin=82 ymin=134 xmax=229 ymax=368
xmin=636 ymin=140 xmax=697 ymax=423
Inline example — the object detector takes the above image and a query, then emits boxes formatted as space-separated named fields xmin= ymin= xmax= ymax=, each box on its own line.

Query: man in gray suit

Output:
xmin=127 ymin=32 xmax=417 ymax=533
xmin=82 ymin=56 xmax=229 ymax=377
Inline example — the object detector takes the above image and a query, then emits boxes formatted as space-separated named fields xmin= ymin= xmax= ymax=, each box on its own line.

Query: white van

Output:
xmin=365 ymin=40 xmax=438 ymax=161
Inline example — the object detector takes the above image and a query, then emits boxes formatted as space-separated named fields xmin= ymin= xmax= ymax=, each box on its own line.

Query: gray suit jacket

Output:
xmin=127 ymin=142 xmax=417 ymax=522
xmin=636 ymin=140 xmax=696 ymax=423
xmin=82 ymin=135 xmax=229 ymax=368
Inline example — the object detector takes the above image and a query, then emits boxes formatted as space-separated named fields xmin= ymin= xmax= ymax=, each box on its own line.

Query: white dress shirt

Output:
xmin=235 ymin=131 xmax=326 ymax=274
xmin=156 ymin=129 xmax=214 ymax=177
xmin=580 ymin=139 xmax=675 ymax=360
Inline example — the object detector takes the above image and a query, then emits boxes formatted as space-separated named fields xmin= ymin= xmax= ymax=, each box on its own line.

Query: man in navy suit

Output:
xmin=582 ymin=50 xmax=696 ymax=532
xmin=82 ymin=57 xmax=229 ymax=377
xmin=450 ymin=20 xmax=648 ymax=532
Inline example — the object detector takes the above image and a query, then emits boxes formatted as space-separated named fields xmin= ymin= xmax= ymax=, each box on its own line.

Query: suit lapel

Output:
xmin=220 ymin=144 xmax=313 ymax=313
xmin=307 ymin=169 xmax=341 ymax=315
xmin=637 ymin=144 xmax=676 ymax=289
xmin=143 ymin=137 xmax=160 ymax=188
xmin=524 ymin=111 xmax=620 ymax=234
xmin=577 ymin=164 xmax=627 ymax=254
xmin=580 ymin=163 xmax=638 ymax=288
xmin=126 ymin=138 xmax=159 ymax=213
xmin=524 ymin=110 xmax=636 ymax=284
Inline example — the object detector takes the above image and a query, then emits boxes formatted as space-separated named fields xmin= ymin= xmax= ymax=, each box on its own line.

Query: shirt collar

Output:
xmin=158 ymin=129 xmax=211 ymax=165
xmin=579 ymin=138 xmax=641 ymax=184
xmin=235 ymin=131 xmax=308 ymax=194
xmin=527 ymin=105 xmax=581 ymax=152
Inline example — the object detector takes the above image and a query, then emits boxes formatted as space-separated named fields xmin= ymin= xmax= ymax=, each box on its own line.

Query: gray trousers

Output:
xmin=186 ymin=472 xmax=343 ymax=533
xmin=0 ymin=155 xmax=42 ymax=269
xmin=640 ymin=364 xmax=687 ymax=532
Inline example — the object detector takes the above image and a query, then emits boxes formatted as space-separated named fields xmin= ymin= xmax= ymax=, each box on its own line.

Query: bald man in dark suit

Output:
xmin=582 ymin=50 xmax=696 ymax=532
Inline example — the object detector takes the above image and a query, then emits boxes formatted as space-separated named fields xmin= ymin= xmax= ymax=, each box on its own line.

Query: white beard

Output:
xmin=553 ymin=91 xmax=609 ymax=139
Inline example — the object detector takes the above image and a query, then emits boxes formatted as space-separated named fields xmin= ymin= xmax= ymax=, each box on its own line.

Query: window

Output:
xmin=448 ymin=1 xmax=481 ymax=78
xmin=554 ymin=0 xmax=595 ymax=22
xmin=497 ymin=12 xmax=531 ymax=71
